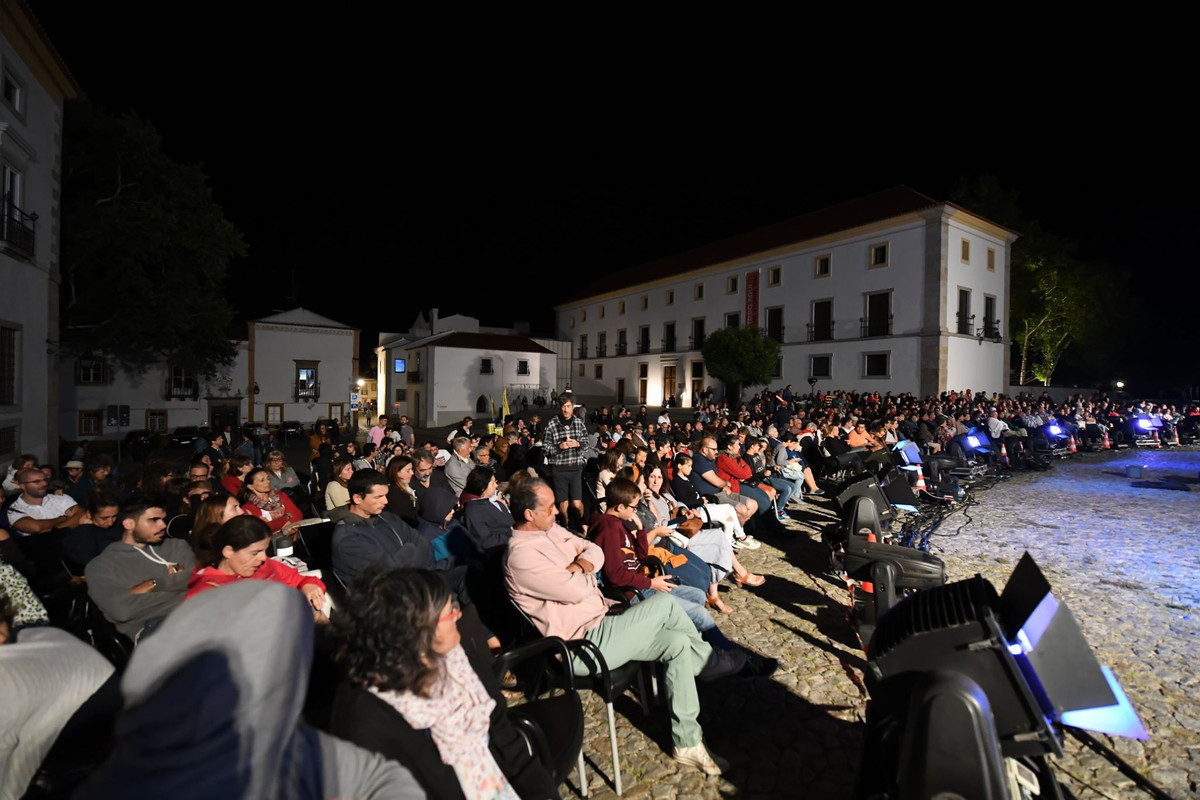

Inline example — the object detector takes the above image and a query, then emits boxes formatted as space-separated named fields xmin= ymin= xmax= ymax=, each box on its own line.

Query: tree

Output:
xmin=59 ymin=100 xmax=246 ymax=375
xmin=951 ymin=175 xmax=1110 ymax=387
xmin=700 ymin=326 xmax=780 ymax=403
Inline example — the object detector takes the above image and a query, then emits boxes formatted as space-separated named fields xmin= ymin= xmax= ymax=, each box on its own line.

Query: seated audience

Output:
xmin=221 ymin=455 xmax=254 ymax=497
xmin=61 ymin=490 xmax=123 ymax=569
xmin=458 ymin=466 xmax=512 ymax=554
xmin=325 ymin=457 xmax=354 ymax=512
xmin=264 ymin=450 xmax=301 ymax=493
xmin=239 ymin=467 xmax=304 ymax=534
xmin=385 ymin=456 xmax=419 ymax=528
xmin=6 ymin=467 xmax=85 ymax=535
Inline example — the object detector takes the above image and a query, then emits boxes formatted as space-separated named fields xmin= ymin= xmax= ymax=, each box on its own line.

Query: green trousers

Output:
xmin=576 ymin=592 xmax=712 ymax=748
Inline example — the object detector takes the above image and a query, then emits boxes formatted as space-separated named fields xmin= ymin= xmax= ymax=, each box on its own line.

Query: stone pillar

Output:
xmin=919 ymin=208 xmax=950 ymax=398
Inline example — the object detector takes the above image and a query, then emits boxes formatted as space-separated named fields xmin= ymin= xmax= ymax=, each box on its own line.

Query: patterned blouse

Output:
xmin=372 ymin=645 xmax=518 ymax=800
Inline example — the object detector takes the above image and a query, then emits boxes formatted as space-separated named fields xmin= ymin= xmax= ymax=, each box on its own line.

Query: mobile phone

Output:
xmin=665 ymin=518 xmax=683 ymax=529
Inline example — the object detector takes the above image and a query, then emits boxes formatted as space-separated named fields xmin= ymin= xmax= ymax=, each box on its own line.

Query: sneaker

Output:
xmin=737 ymin=653 xmax=779 ymax=680
xmin=674 ymin=742 xmax=730 ymax=776
xmin=808 ymin=488 xmax=825 ymax=496
xmin=736 ymin=535 xmax=761 ymax=550
xmin=697 ymin=648 xmax=747 ymax=681
xmin=776 ymin=513 xmax=790 ymax=523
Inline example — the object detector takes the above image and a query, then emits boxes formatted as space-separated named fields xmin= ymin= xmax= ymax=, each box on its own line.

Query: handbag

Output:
xmin=781 ymin=463 xmax=803 ymax=481
xmin=674 ymin=517 xmax=703 ymax=538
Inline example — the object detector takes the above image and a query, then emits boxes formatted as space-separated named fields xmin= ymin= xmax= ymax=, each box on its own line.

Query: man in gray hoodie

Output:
xmin=85 ymin=499 xmax=195 ymax=641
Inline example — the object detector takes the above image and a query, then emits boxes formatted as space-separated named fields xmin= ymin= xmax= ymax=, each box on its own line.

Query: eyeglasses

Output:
xmin=438 ymin=601 xmax=462 ymax=623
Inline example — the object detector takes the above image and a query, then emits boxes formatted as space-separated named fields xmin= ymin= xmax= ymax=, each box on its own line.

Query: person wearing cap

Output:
xmin=63 ymin=460 xmax=85 ymax=492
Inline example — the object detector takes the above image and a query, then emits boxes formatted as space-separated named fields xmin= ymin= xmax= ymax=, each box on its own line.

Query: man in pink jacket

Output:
xmin=504 ymin=479 xmax=742 ymax=775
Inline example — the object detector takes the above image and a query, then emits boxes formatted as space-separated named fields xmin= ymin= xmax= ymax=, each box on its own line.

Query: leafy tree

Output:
xmin=951 ymin=175 xmax=1108 ymax=386
xmin=59 ymin=100 xmax=245 ymax=375
xmin=700 ymin=326 xmax=780 ymax=403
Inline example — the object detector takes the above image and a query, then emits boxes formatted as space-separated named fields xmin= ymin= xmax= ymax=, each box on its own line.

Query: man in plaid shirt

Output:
xmin=543 ymin=396 xmax=590 ymax=526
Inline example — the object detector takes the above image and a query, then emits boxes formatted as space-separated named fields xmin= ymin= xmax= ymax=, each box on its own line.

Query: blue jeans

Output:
xmin=631 ymin=584 xmax=732 ymax=649
xmin=737 ymin=482 xmax=774 ymax=517
xmin=766 ymin=477 xmax=794 ymax=510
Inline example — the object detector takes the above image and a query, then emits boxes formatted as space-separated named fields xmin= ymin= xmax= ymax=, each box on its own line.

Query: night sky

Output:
xmin=27 ymin=5 xmax=1200 ymax=393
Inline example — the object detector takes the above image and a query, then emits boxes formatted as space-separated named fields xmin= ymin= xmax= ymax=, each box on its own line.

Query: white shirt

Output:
xmin=6 ymin=493 xmax=78 ymax=529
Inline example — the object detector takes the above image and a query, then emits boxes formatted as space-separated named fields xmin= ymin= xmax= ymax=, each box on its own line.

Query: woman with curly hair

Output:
xmin=330 ymin=567 xmax=557 ymax=800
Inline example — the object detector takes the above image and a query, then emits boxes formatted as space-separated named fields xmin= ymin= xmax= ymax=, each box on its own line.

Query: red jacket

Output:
xmin=715 ymin=453 xmax=752 ymax=493
xmin=185 ymin=557 xmax=326 ymax=599
xmin=588 ymin=513 xmax=651 ymax=596
xmin=241 ymin=492 xmax=304 ymax=533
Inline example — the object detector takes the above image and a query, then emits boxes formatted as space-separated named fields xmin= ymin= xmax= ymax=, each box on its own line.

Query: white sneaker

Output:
xmin=736 ymin=535 xmax=761 ymax=550
xmin=674 ymin=742 xmax=729 ymax=775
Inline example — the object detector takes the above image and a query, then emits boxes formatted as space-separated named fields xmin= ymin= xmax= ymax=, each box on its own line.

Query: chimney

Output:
xmin=430 ymin=308 xmax=439 ymax=334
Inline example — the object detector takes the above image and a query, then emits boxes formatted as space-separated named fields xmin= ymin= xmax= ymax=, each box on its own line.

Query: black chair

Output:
xmin=508 ymin=597 xmax=652 ymax=796
xmin=493 ymin=637 xmax=587 ymax=795
xmin=85 ymin=602 xmax=134 ymax=671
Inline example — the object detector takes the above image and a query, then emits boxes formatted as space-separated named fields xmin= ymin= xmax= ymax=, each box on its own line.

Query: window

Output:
xmin=391 ymin=388 xmax=405 ymax=403
xmin=579 ymin=334 xmax=588 ymax=359
xmin=694 ymin=283 xmax=705 ymax=300
xmin=517 ymin=359 xmax=530 ymax=375
xmin=961 ymin=239 xmax=971 ymax=264
xmin=393 ymin=358 xmax=406 ymax=373
xmin=638 ymin=363 xmax=648 ymax=404
xmin=578 ymin=363 xmax=585 ymax=377
xmin=597 ymin=332 xmax=607 ymax=357
xmin=170 ymin=365 xmax=199 ymax=399
xmin=581 ymin=309 xmax=587 ymax=322
xmin=771 ymin=357 xmax=782 ymax=378
xmin=767 ymin=266 xmax=781 ymax=287
xmin=638 ymin=363 xmax=649 ymax=378
xmin=810 ymin=299 xmax=833 ymax=341
xmin=987 ymin=248 xmax=996 ymax=272
xmin=2 ymin=71 xmax=23 ymax=115
xmin=864 ymin=352 xmax=890 ymax=378
xmin=1 ymin=325 xmax=18 ymax=405
xmin=984 ymin=295 xmax=998 ymax=337
xmin=569 ymin=317 xmax=575 ymax=328
xmin=599 ymin=305 xmax=605 ymax=319
xmin=147 ymin=410 xmax=167 ymax=433
xmin=638 ymin=326 xmax=650 ymax=354
xmin=691 ymin=362 xmax=704 ymax=379
xmin=691 ymin=318 xmax=705 ymax=350
xmin=293 ymin=361 xmax=318 ymax=401
xmin=666 ymin=290 xmax=675 ymax=306
xmin=815 ymin=254 xmax=831 ymax=278
xmin=725 ymin=312 xmax=740 ymax=328
xmin=726 ymin=275 xmax=738 ymax=294
xmin=863 ymin=292 xmax=892 ymax=337
xmin=663 ymin=322 xmax=676 ymax=352
xmin=617 ymin=329 xmax=627 ymax=355
xmin=869 ymin=243 xmax=889 ymax=268
xmin=619 ymin=301 xmax=626 ymax=315
xmin=765 ymin=307 xmax=784 ymax=343
xmin=79 ymin=410 xmax=103 ymax=436
xmin=594 ymin=364 xmax=603 ymax=379
xmin=641 ymin=296 xmax=648 ymax=310
xmin=957 ymin=288 xmax=973 ymax=335
xmin=810 ymin=355 xmax=832 ymax=379
xmin=480 ymin=358 xmax=494 ymax=375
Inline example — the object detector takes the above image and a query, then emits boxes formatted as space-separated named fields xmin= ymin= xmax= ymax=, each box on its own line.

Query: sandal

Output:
xmin=731 ymin=571 xmax=766 ymax=588
xmin=706 ymin=595 xmax=735 ymax=614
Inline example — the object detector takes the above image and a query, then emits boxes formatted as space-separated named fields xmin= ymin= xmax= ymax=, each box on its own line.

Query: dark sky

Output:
xmin=28 ymin=5 xmax=1200 ymax=392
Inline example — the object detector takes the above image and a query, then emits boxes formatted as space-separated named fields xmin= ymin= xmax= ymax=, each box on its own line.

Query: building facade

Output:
xmin=0 ymin=1 xmax=79 ymax=465
xmin=555 ymin=187 xmax=1017 ymax=407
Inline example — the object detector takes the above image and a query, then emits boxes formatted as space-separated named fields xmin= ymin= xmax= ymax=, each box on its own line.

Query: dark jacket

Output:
xmin=460 ymin=497 xmax=513 ymax=554
xmin=331 ymin=511 xmax=438 ymax=587
xmin=329 ymin=639 xmax=559 ymax=800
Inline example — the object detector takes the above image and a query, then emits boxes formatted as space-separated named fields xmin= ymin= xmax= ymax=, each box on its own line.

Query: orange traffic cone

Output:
xmin=1151 ymin=429 xmax=1161 ymax=447
xmin=1170 ymin=426 xmax=1181 ymax=446
xmin=914 ymin=465 xmax=927 ymax=492
xmin=1068 ymin=434 xmax=1077 ymax=454
xmin=1102 ymin=428 xmax=1111 ymax=450
xmin=1000 ymin=442 xmax=1010 ymax=467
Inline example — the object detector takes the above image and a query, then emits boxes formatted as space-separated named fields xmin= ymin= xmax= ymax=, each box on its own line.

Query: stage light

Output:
xmin=1136 ymin=418 xmax=1152 ymax=430
xmin=967 ymin=435 xmax=981 ymax=448
xmin=1047 ymin=424 xmax=1063 ymax=436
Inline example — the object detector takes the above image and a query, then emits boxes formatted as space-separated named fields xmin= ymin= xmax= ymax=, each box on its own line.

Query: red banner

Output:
xmin=745 ymin=271 xmax=759 ymax=328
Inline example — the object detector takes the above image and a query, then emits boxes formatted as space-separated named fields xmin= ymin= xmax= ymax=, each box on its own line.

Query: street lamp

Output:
xmin=1115 ymin=381 xmax=1125 ymax=390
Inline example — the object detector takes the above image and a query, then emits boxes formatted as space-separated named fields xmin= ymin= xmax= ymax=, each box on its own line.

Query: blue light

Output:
xmin=1048 ymin=425 xmax=1063 ymax=435
xmin=1008 ymin=643 xmax=1024 ymax=656
xmin=1061 ymin=666 xmax=1149 ymax=740
xmin=1018 ymin=593 xmax=1059 ymax=651
xmin=967 ymin=435 xmax=981 ymax=448
xmin=1137 ymin=419 xmax=1152 ymax=430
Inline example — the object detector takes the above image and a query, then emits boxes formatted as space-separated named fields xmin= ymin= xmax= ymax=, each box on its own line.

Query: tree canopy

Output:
xmin=701 ymin=326 xmax=781 ymax=402
xmin=60 ymin=100 xmax=245 ymax=375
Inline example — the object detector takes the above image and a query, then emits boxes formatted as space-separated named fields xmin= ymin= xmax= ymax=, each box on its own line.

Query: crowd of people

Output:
xmin=2 ymin=387 xmax=1197 ymax=798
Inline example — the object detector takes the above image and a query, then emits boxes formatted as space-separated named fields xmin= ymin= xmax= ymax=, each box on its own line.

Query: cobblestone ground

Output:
xmin=565 ymin=448 xmax=1200 ymax=799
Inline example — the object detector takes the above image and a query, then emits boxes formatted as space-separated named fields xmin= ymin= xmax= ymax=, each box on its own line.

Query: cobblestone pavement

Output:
xmin=565 ymin=448 xmax=1200 ymax=799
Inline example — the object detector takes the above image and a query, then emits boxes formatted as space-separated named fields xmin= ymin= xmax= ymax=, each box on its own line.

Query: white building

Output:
xmin=376 ymin=309 xmax=565 ymax=428
xmin=58 ymin=307 xmax=360 ymax=441
xmin=0 ymin=1 xmax=79 ymax=465
xmin=555 ymin=187 xmax=1017 ymax=407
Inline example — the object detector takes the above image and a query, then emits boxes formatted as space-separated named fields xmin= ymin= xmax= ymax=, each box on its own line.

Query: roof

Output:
xmin=404 ymin=331 xmax=555 ymax=355
xmin=253 ymin=307 xmax=353 ymax=330
xmin=562 ymin=186 xmax=948 ymax=304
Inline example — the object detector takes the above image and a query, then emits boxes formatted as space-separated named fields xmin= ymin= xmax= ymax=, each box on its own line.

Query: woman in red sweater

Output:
xmin=714 ymin=434 xmax=778 ymax=522
xmin=239 ymin=467 xmax=304 ymax=534
xmin=187 ymin=515 xmax=326 ymax=616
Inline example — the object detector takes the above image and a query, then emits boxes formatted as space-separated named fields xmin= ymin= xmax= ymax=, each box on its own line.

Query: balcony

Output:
xmin=1 ymin=195 xmax=35 ymax=260
xmin=578 ymin=346 xmax=588 ymax=359
xmin=408 ymin=370 xmax=423 ymax=383
xmin=661 ymin=336 xmax=676 ymax=353
xmin=616 ymin=342 xmax=627 ymax=356
xmin=637 ymin=340 xmax=650 ymax=355
xmin=766 ymin=325 xmax=784 ymax=344
xmin=689 ymin=334 xmax=705 ymax=351
xmin=164 ymin=380 xmax=200 ymax=401
xmin=860 ymin=314 xmax=893 ymax=338
xmin=983 ymin=318 xmax=1001 ymax=338
xmin=956 ymin=312 xmax=975 ymax=336
xmin=806 ymin=321 xmax=834 ymax=342
xmin=596 ymin=344 xmax=607 ymax=357
xmin=293 ymin=379 xmax=321 ymax=403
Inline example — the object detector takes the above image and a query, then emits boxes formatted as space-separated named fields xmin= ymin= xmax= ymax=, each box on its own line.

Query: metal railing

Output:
xmin=806 ymin=321 xmax=834 ymax=342
xmin=293 ymin=379 xmax=321 ymax=403
xmin=860 ymin=314 xmax=893 ymax=338
xmin=661 ymin=336 xmax=676 ymax=353
xmin=0 ymin=194 xmax=35 ymax=259
xmin=689 ymin=334 xmax=705 ymax=351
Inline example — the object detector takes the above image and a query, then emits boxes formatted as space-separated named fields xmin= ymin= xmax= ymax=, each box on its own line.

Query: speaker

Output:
xmin=880 ymin=467 xmax=919 ymax=508
xmin=836 ymin=474 xmax=894 ymax=522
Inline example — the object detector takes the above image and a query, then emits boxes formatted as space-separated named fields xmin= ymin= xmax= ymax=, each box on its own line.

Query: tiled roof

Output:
xmin=405 ymin=332 xmax=555 ymax=355
xmin=563 ymin=186 xmax=945 ymax=303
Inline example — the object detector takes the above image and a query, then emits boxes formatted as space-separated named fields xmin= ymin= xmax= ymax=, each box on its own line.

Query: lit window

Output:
xmin=393 ymin=358 xmax=406 ymax=373
xmin=79 ymin=410 xmax=103 ymax=436
xmin=987 ymin=248 xmax=996 ymax=271
xmin=77 ymin=358 xmax=106 ymax=385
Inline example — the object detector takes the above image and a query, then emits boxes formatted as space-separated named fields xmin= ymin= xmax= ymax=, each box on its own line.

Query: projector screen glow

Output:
xmin=1048 ymin=425 xmax=1063 ymax=435
xmin=967 ymin=435 xmax=981 ymax=448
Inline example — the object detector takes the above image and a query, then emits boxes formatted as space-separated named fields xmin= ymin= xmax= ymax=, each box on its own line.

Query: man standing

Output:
xmin=7 ymin=468 xmax=85 ymax=535
xmin=396 ymin=415 xmax=415 ymax=450
xmin=85 ymin=499 xmax=194 ymax=641
xmin=504 ymin=480 xmax=742 ymax=775
xmin=368 ymin=415 xmax=389 ymax=448
xmin=542 ymin=397 xmax=589 ymax=527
